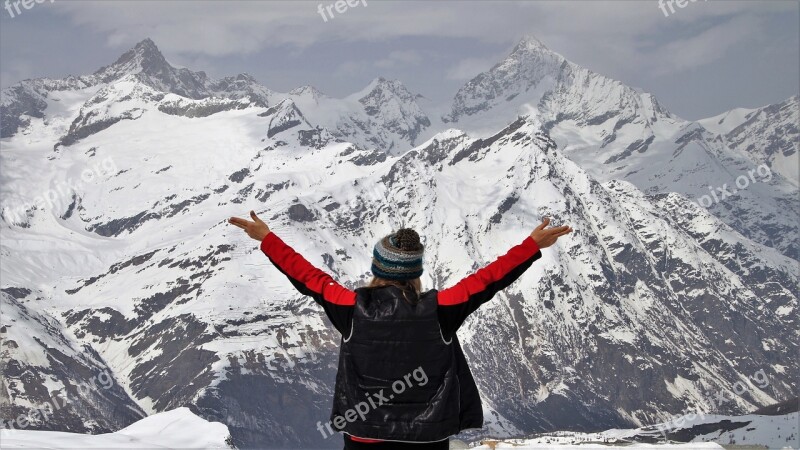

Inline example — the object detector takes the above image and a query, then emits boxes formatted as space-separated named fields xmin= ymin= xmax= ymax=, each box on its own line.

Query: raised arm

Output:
xmin=437 ymin=218 xmax=571 ymax=339
xmin=229 ymin=211 xmax=355 ymax=335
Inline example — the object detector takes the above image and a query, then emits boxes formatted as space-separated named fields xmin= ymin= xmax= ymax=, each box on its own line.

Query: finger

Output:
xmin=535 ymin=217 xmax=550 ymax=231
xmin=229 ymin=217 xmax=251 ymax=228
xmin=554 ymin=227 xmax=573 ymax=237
xmin=547 ymin=225 xmax=570 ymax=234
xmin=250 ymin=210 xmax=263 ymax=224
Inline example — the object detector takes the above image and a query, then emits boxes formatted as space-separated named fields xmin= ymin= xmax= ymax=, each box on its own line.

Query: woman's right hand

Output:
xmin=530 ymin=217 xmax=572 ymax=248
xmin=229 ymin=210 xmax=271 ymax=242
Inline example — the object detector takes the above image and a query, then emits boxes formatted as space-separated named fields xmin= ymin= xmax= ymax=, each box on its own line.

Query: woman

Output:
xmin=229 ymin=211 xmax=572 ymax=449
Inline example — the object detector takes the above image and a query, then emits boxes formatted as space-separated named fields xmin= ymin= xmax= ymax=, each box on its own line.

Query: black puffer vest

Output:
xmin=330 ymin=285 xmax=483 ymax=442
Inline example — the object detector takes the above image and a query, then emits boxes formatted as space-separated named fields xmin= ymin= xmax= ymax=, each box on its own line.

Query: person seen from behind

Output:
xmin=229 ymin=211 xmax=572 ymax=449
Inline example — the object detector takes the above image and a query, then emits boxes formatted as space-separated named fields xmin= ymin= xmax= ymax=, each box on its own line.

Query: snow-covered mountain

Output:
xmin=442 ymin=36 xmax=677 ymax=138
xmin=442 ymin=36 xmax=799 ymax=261
xmin=699 ymin=95 xmax=799 ymax=187
xmin=1 ymin=38 xmax=430 ymax=153
xmin=1 ymin=37 xmax=797 ymax=449
xmin=283 ymin=76 xmax=431 ymax=153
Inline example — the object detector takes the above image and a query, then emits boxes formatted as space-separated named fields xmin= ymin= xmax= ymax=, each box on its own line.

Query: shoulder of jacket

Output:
xmin=422 ymin=289 xmax=438 ymax=298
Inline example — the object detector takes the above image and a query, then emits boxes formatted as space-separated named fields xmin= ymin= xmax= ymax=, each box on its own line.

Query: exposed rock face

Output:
xmin=1 ymin=293 xmax=146 ymax=433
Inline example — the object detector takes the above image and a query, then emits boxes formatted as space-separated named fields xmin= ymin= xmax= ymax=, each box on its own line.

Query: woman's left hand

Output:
xmin=229 ymin=210 xmax=271 ymax=241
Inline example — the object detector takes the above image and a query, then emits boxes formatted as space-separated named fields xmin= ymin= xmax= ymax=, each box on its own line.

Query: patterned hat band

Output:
xmin=371 ymin=231 xmax=424 ymax=281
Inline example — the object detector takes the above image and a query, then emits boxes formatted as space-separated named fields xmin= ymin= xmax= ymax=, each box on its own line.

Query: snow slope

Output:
xmin=471 ymin=443 xmax=722 ymax=450
xmin=0 ymin=293 xmax=145 ymax=433
xmin=699 ymin=95 xmax=799 ymax=187
xmin=0 ymin=407 xmax=233 ymax=448
xmin=470 ymin=409 xmax=798 ymax=449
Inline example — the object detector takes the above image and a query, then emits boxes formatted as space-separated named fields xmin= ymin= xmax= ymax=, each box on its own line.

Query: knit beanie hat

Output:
xmin=371 ymin=228 xmax=424 ymax=281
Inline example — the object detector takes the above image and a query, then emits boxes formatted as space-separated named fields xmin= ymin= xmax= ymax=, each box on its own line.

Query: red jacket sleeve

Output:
xmin=437 ymin=236 xmax=541 ymax=338
xmin=260 ymin=232 xmax=356 ymax=334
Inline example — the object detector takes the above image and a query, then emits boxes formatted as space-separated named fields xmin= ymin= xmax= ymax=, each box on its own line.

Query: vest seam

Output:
xmin=439 ymin=322 xmax=452 ymax=345
xmin=343 ymin=317 xmax=355 ymax=342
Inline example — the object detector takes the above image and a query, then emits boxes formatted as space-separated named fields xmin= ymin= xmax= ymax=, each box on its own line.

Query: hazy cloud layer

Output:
xmin=1 ymin=0 xmax=797 ymax=119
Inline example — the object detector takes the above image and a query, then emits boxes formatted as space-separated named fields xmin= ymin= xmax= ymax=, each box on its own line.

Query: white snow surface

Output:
xmin=468 ymin=411 xmax=798 ymax=449
xmin=0 ymin=407 xmax=231 ymax=449
xmin=471 ymin=444 xmax=722 ymax=450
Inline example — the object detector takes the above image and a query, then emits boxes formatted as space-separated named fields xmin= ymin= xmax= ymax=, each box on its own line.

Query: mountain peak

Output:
xmin=356 ymin=77 xmax=410 ymax=100
xmin=120 ymin=38 xmax=169 ymax=69
xmin=94 ymin=38 xmax=172 ymax=82
xmin=369 ymin=76 xmax=390 ymax=86
xmin=236 ymin=73 xmax=257 ymax=83
xmin=513 ymin=35 xmax=549 ymax=53
xmin=133 ymin=38 xmax=162 ymax=57
xmin=288 ymin=85 xmax=325 ymax=98
xmin=507 ymin=35 xmax=562 ymax=66
xmin=91 ymin=38 xmax=211 ymax=99
xmin=442 ymin=36 xmax=565 ymax=123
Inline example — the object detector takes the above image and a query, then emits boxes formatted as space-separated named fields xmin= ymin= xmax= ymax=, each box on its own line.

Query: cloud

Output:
xmin=333 ymin=60 xmax=370 ymax=77
xmin=650 ymin=14 xmax=765 ymax=76
xmin=42 ymin=1 xmax=794 ymax=80
xmin=375 ymin=50 xmax=423 ymax=69
xmin=508 ymin=2 xmax=791 ymax=80
xmin=333 ymin=50 xmax=424 ymax=78
xmin=4 ymin=0 xmax=795 ymax=118
xmin=0 ymin=60 xmax=34 ymax=87
xmin=445 ymin=56 xmax=498 ymax=81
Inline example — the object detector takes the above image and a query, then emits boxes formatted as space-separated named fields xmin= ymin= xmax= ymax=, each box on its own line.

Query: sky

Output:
xmin=0 ymin=0 xmax=798 ymax=120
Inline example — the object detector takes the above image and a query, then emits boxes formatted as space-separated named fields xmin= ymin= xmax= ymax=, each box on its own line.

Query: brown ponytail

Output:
xmin=366 ymin=276 xmax=422 ymax=304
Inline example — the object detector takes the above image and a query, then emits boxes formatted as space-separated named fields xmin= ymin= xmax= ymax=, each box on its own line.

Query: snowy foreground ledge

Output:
xmin=1 ymin=408 xmax=796 ymax=449
xmin=0 ymin=407 xmax=233 ymax=449
xmin=471 ymin=444 xmax=722 ymax=450
xmin=468 ymin=410 xmax=798 ymax=449
xmin=0 ymin=416 xmax=720 ymax=450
